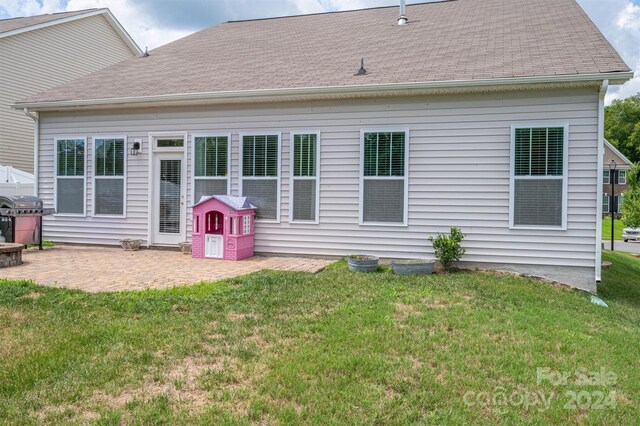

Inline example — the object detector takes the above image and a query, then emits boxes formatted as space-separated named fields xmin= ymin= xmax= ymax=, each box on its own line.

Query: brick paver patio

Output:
xmin=0 ymin=245 xmax=333 ymax=292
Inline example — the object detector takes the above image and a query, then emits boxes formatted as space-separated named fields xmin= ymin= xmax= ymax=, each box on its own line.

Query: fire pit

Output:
xmin=0 ymin=243 xmax=23 ymax=268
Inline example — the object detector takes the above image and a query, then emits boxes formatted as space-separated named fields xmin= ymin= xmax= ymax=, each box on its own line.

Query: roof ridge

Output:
xmin=0 ymin=8 xmax=100 ymax=23
xmin=226 ymin=0 xmax=455 ymax=24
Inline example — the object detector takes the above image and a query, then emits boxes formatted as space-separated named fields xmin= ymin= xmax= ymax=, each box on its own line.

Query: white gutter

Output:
xmin=11 ymin=71 xmax=634 ymax=111
xmin=595 ymin=79 xmax=608 ymax=285
xmin=23 ymin=108 xmax=39 ymax=197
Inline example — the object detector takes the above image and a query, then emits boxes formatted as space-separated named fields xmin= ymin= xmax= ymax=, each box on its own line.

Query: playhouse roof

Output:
xmin=194 ymin=195 xmax=256 ymax=210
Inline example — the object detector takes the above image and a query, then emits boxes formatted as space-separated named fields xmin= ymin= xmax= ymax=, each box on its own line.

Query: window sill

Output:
xmin=92 ymin=214 xmax=127 ymax=219
xmin=289 ymin=220 xmax=320 ymax=225
xmin=359 ymin=222 xmax=408 ymax=227
xmin=53 ymin=214 xmax=86 ymax=218
xmin=509 ymin=225 xmax=567 ymax=231
xmin=255 ymin=219 xmax=280 ymax=224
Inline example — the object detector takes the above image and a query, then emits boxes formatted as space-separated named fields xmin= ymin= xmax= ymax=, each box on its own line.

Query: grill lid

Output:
xmin=0 ymin=195 xmax=43 ymax=210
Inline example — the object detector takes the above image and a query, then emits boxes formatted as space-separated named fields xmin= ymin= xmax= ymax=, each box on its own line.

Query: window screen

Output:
xmin=291 ymin=133 xmax=318 ymax=222
xmin=194 ymin=136 xmax=228 ymax=201
xmin=56 ymin=139 xmax=85 ymax=214
xmin=361 ymin=132 xmax=407 ymax=224
xmin=242 ymin=135 xmax=279 ymax=220
xmin=94 ymin=138 xmax=125 ymax=216
xmin=512 ymin=127 xmax=565 ymax=227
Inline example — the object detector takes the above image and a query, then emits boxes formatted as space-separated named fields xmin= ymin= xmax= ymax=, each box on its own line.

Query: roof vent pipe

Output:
xmin=398 ymin=0 xmax=408 ymax=25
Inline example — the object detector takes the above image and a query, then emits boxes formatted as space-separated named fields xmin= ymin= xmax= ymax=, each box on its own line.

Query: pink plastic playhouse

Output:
xmin=191 ymin=195 xmax=256 ymax=261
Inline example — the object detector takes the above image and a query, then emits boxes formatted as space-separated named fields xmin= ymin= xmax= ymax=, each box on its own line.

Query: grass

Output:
xmin=602 ymin=216 xmax=625 ymax=241
xmin=1 ymin=253 xmax=639 ymax=424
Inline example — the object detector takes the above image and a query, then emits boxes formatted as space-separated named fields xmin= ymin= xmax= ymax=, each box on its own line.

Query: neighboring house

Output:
xmin=0 ymin=8 xmax=141 ymax=173
xmin=603 ymin=140 xmax=633 ymax=215
xmin=11 ymin=0 xmax=633 ymax=292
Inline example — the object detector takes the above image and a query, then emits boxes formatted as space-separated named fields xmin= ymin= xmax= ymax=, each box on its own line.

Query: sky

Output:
xmin=0 ymin=0 xmax=639 ymax=104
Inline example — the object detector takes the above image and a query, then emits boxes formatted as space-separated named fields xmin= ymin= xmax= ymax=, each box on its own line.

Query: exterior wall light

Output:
xmin=130 ymin=141 xmax=141 ymax=156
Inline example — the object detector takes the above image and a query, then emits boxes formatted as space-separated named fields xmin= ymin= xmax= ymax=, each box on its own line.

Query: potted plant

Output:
xmin=346 ymin=254 xmax=379 ymax=272
xmin=391 ymin=259 xmax=435 ymax=275
xmin=179 ymin=241 xmax=192 ymax=255
xmin=119 ymin=239 xmax=142 ymax=251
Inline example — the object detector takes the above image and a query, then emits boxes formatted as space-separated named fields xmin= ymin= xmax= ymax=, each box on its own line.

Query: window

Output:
xmin=240 ymin=133 xmax=280 ymax=221
xmin=603 ymin=170 xmax=610 ymax=185
xmin=510 ymin=125 xmax=567 ymax=228
xmin=618 ymin=170 xmax=627 ymax=185
xmin=243 ymin=215 xmax=251 ymax=234
xmin=290 ymin=132 xmax=320 ymax=223
xmin=360 ymin=130 xmax=408 ymax=225
xmin=193 ymin=135 xmax=229 ymax=202
xmin=603 ymin=194 xmax=610 ymax=214
xmin=616 ymin=195 xmax=624 ymax=213
xmin=157 ymin=138 xmax=183 ymax=148
xmin=93 ymin=137 xmax=126 ymax=216
xmin=55 ymin=138 xmax=86 ymax=215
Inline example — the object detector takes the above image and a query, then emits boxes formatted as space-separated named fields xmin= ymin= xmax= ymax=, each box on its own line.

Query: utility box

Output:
xmin=191 ymin=195 xmax=256 ymax=261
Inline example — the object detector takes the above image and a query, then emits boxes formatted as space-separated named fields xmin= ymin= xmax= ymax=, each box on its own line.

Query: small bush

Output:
xmin=428 ymin=227 xmax=466 ymax=271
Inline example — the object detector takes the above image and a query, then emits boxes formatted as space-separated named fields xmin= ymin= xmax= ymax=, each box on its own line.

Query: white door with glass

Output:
xmin=152 ymin=152 xmax=185 ymax=245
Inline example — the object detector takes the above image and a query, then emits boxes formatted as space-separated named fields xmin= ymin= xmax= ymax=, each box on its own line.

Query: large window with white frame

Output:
xmin=510 ymin=125 xmax=568 ymax=228
xmin=193 ymin=134 xmax=230 ymax=202
xmin=93 ymin=137 xmax=126 ymax=216
xmin=55 ymin=137 xmax=86 ymax=215
xmin=360 ymin=130 xmax=408 ymax=225
xmin=290 ymin=132 xmax=320 ymax=223
xmin=603 ymin=194 xmax=610 ymax=214
xmin=240 ymin=133 xmax=280 ymax=221
xmin=618 ymin=170 xmax=627 ymax=185
xmin=603 ymin=170 xmax=610 ymax=185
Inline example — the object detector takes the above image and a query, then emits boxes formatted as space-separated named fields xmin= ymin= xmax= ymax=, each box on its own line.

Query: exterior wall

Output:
xmin=0 ymin=14 xmax=136 ymax=172
xmin=37 ymin=88 xmax=600 ymax=289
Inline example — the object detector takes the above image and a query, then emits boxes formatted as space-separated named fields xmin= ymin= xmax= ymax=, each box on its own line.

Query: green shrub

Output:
xmin=428 ymin=227 xmax=466 ymax=271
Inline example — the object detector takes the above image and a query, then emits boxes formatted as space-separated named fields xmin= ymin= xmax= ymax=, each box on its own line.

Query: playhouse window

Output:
xmin=206 ymin=211 xmax=224 ymax=234
xmin=360 ymin=131 xmax=408 ymax=225
xmin=194 ymin=135 xmax=229 ymax=202
xmin=193 ymin=215 xmax=200 ymax=234
xmin=291 ymin=132 xmax=320 ymax=223
xmin=241 ymin=134 xmax=280 ymax=221
xmin=243 ymin=215 xmax=251 ymax=234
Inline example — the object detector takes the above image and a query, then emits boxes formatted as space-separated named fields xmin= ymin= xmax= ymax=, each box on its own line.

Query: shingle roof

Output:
xmin=0 ymin=9 xmax=99 ymax=34
xmin=194 ymin=195 xmax=256 ymax=210
xmin=18 ymin=0 xmax=631 ymax=106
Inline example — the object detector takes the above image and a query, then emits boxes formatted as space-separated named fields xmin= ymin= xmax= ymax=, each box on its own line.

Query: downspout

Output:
xmin=595 ymin=80 xmax=608 ymax=285
xmin=23 ymin=108 xmax=39 ymax=196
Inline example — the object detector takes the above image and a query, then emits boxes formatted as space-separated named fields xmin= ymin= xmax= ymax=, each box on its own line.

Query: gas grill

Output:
xmin=0 ymin=195 xmax=55 ymax=249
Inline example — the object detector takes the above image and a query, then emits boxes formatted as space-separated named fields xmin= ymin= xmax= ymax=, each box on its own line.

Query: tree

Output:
xmin=604 ymin=94 xmax=640 ymax=164
xmin=621 ymin=164 xmax=640 ymax=229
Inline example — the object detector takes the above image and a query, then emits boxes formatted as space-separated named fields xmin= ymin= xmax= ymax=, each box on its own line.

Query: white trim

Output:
xmin=91 ymin=135 xmax=127 ymax=218
xmin=509 ymin=123 xmax=569 ymax=231
xmin=603 ymin=194 xmax=610 ymax=214
xmin=289 ymin=130 xmax=321 ymax=225
xmin=12 ymin=72 xmax=634 ymax=111
xmin=604 ymin=139 xmax=633 ymax=167
xmin=53 ymin=136 xmax=87 ymax=217
xmin=0 ymin=9 xmax=141 ymax=55
xmin=359 ymin=128 xmax=409 ymax=227
xmin=596 ymin=81 xmax=608 ymax=283
xmin=147 ymin=132 xmax=188 ymax=245
xmin=190 ymin=132 xmax=232 ymax=202
xmin=618 ymin=170 xmax=627 ymax=185
xmin=602 ymin=169 xmax=610 ymax=185
xmin=238 ymin=132 xmax=282 ymax=223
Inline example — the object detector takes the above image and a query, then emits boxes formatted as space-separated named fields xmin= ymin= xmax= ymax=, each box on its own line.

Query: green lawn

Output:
xmin=602 ymin=216 xmax=625 ymax=241
xmin=1 ymin=254 xmax=639 ymax=424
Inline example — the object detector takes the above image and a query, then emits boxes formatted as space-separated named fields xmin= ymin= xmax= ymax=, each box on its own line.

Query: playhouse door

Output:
xmin=205 ymin=235 xmax=224 ymax=259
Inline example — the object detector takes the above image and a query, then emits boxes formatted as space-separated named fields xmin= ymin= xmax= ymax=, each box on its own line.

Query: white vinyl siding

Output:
xmin=510 ymin=124 xmax=568 ymax=229
xmin=618 ymin=170 xmax=627 ymax=185
xmin=360 ymin=130 xmax=408 ymax=226
xmin=93 ymin=136 xmax=126 ymax=217
xmin=55 ymin=137 xmax=86 ymax=216
xmin=0 ymin=14 xmax=135 ymax=172
xmin=192 ymin=134 xmax=230 ymax=202
xmin=290 ymin=132 xmax=320 ymax=224
xmin=37 ymin=88 xmax=600 ymax=289
xmin=240 ymin=133 xmax=281 ymax=222
xmin=603 ymin=194 xmax=610 ymax=214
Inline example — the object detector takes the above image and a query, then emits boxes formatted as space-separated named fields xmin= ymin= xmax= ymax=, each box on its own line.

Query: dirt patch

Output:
xmin=227 ymin=312 xmax=257 ymax=321
xmin=394 ymin=303 xmax=420 ymax=320
xmin=19 ymin=292 xmax=41 ymax=299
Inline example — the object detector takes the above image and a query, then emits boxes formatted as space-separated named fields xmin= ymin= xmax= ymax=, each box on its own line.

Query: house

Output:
xmin=603 ymin=140 xmax=633 ymax=215
xmin=0 ymin=8 xmax=141 ymax=174
xmin=11 ymin=0 xmax=633 ymax=292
